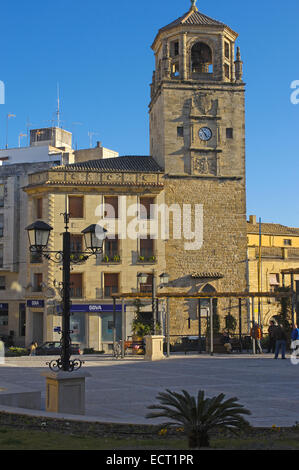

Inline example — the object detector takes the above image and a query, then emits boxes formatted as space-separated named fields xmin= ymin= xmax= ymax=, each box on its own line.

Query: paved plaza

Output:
xmin=0 ymin=353 xmax=299 ymax=428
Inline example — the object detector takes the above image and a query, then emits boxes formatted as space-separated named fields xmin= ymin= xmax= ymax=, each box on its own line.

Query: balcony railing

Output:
xmin=255 ymin=246 xmax=299 ymax=259
xmin=70 ymin=287 xmax=83 ymax=298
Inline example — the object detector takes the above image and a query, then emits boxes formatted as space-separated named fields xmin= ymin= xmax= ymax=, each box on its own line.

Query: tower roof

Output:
xmin=160 ymin=8 xmax=226 ymax=32
xmin=152 ymin=2 xmax=237 ymax=49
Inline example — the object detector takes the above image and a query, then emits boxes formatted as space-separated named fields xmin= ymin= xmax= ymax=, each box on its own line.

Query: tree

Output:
xmin=146 ymin=389 xmax=251 ymax=449
xmin=274 ymin=287 xmax=292 ymax=333
xmin=225 ymin=314 xmax=237 ymax=334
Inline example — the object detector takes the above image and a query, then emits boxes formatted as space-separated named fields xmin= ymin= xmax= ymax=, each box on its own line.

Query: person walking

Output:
xmin=267 ymin=320 xmax=276 ymax=354
xmin=291 ymin=324 xmax=299 ymax=352
xmin=29 ymin=341 xmax=37 ymax=356
xmin=250 ymin=322 xmax=263 ymax=354
xmin=273 ymin=325 xmax=287 ymax=360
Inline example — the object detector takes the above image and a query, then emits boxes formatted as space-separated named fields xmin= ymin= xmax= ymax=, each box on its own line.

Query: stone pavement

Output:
xmin=0 ymin=353 xmax=298 ymax=428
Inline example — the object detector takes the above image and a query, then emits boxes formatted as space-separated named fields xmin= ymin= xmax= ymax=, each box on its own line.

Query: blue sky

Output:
xmin=0 ymin=0 xmax=299 ymax=226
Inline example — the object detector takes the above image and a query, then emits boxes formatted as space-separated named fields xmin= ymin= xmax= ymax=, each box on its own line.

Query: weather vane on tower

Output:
xmin=191 ymin=0 xmax=198 ymax=11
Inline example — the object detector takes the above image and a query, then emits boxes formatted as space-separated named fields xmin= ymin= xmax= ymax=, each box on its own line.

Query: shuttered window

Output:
xmin=104 ymin=273 xmax=119 ymax=297
xmin=69 ymin=196 xmax=84 ymax=218
xmin=104 ymin=197 xmax=118 ymax=219
xmin=70 ymin=273 xmax=83 ymax=298
xmin=140 ymin=197 xmax=155 ymax=220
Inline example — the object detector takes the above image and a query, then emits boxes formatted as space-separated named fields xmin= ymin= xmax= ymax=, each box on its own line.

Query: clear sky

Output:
xmin=0 ymin=0 xmax=299 ymax=227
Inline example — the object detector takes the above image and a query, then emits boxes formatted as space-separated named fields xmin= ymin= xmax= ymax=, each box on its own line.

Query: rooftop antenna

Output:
xmin=26 ymin=117 xmax=33 ymax=146
xmin=6 ymin=113 xmax=16 ymax=149
xmin=88 ymin=131 xmax=99 ymax=148
xmin=18 ymin=133 xmax=27 ymax=148
xmin=56 ymin=83 xmax=61 ymax=128
xmin=72 ymin=122 xmax=84 ymax=150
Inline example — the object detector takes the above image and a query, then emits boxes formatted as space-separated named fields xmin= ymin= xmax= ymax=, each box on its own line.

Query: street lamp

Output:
xmin=26 ymin=213 xmax=107 ymax=372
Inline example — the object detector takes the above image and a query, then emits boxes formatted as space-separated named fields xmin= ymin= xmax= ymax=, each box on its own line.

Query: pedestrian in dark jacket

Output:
xmin=273 ymin=325 xmax=287 ymax=359
xmin=267 ymin=320 xmax=276 ymax=353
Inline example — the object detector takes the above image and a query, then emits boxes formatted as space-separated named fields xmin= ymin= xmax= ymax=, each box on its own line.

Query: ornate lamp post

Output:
xmin=26 ymin=213 xmax=107 ymax=372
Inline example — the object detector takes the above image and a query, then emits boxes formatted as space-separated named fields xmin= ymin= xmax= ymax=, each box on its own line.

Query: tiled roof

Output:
xmin=159 ymin=9 xmax=226 ymax=33
xmin=247 ymin=222 xmax=299 ymax=236
xmin=191 ymin=272 xmax=224 ymax=279
xmin=54 ymin=156 xmax=164 ymax=173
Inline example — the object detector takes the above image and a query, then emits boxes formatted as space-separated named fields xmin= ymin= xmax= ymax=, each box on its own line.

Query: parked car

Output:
xmin=35 ymin=342 xmax=81 ymax=356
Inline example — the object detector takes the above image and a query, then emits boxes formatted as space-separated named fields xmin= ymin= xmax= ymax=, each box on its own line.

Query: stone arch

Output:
xmin=190 ymin=41 xmax=213 ymax=73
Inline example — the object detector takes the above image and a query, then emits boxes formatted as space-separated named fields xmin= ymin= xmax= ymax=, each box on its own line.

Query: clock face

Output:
xmin=199 ymin=127 xmax=212 ymax=141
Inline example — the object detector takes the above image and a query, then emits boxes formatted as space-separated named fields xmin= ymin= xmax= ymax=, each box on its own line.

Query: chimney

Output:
xmin=96 ymin=141 xmax=102 ymax=148
xmin=249 ymin=215 xmax=257 ymax=225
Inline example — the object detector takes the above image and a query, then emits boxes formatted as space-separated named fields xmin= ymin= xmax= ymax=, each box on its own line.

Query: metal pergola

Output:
xmin=111 ymin=290 xmax=293 ymax=357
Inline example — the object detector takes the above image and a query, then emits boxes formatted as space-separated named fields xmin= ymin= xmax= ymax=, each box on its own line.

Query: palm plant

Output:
xmin=146 ymin=389 xmax=251 ymax=448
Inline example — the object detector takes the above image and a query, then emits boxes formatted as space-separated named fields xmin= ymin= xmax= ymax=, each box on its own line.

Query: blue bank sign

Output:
xmin=56 ymin=304 xmax=125 ymax=314
xmin=27 ymin=300 xmax=45 ymax=308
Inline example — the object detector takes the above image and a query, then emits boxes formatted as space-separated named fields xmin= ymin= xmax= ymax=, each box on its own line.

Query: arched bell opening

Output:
xmin=191 ymin=42 xmax=213 ymax=74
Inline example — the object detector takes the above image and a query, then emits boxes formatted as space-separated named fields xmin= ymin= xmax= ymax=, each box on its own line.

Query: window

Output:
xmin=36 ymin=198 xmax=43 ymax=219
xmin=70 ymin=235 xmax=83 ymax=252
xmin=104 ymin=273 xmax=119 ymax=298
xmin=140 ymin=197 xmax=155 ymax=220
xmin=70 ymin=273 xmax=83 ymax=298
xmin=0 ymin=276 xmax=5 ymax=290
xmin=269 ymin=274 xmax=280 ymax=290
xmin=224 ymin=42 xmax=230 ymax=59
xmin=0 ymin=185 xmax=4 ymax=207
xmin=139 ymin=236 xmax=155 ymax=262
xmin=104 ymin=196 xmax=119 ymax=219
xmin=69 ymin=196 xmax=84 ymax=218
xmin=0 ymin=245 xmax=3 ymax=268
xmin=104 ymin=236 xmax=120 ymax=262
xmin=226 ymin=128 xmax=233 ymax=139
xmin=284 ymin=239 xmax=292 ymax=246
xmin=0 ymin=304 xmax=8 ymax=326
xmin=177 ymin=127 xmax=184 ymax=138
xmin=33 ymin=273 xmax=43 ymax=292
xmin=19 ymin=303 xmax=26 ymax=337
xmin=224 ymin=63 xmax=230 ymax=79
xmin=171 ymin=62 xmax=180 ymax=77
xmin=140 ymin=274 xmax=153 ymax=293
xmin=170 ymin=41 xmax=179 ymax=57
xmin=0 ymin=214 xmax=3 ymax=237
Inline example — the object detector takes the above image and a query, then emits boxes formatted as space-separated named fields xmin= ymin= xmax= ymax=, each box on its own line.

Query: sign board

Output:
xmin=27 ymin=300 xmax=45 ymax=308
xmin=56 ymin=304 xmax=125 ymax=314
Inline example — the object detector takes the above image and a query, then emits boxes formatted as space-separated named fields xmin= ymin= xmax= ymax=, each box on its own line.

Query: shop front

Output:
xmin=54 ymin=303 xmax=125 ymax=352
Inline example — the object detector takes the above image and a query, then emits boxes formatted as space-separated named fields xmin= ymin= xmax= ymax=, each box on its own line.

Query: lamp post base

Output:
xmin=144 ymin=335 xmax=165 ymax=361
xmin=41 ymin=370 xmax=91 ymax=415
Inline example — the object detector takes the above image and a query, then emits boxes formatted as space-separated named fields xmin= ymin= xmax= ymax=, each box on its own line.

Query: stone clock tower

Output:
xmin=149 ymin=1 xmax=248 ymax=333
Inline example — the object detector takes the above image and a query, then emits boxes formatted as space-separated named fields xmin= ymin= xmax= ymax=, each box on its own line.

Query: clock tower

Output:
xmin=150 ymin=0 xmax=245 ymax=178
xmin=149 ymin=1 xmax=248 ymax=332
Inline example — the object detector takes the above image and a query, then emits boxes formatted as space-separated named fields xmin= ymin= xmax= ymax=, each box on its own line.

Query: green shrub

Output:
xmin=6 ymin=347 xmax=30 ymax=357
